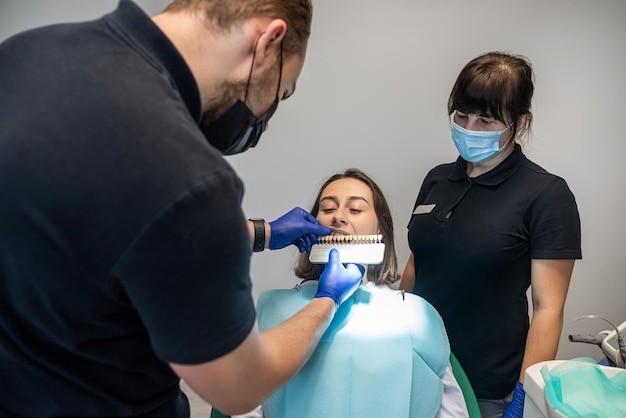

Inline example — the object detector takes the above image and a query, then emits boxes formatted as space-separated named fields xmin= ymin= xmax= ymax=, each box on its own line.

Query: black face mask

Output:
xmin=203 ymin=39 xmax=283 ymax=155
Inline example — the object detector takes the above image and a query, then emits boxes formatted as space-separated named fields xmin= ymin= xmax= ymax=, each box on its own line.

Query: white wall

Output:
xmin=2 ymin=0 xmax=625 ymax=362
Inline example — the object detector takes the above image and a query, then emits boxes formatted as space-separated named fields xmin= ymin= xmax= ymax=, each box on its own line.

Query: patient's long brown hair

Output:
xmin=294 ymin=168 xmax=399 ymax=285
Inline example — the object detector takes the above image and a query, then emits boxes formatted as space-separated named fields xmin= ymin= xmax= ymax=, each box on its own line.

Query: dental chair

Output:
xmin=210 ymin=407 xmax=229 ymax=418
xmin=209 ymin=352 xmax=481 ymax=418
xmin=450 ymin=352 xmax=482 ymax=418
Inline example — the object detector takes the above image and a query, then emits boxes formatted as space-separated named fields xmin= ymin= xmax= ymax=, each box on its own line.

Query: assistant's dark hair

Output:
xmin=164 ymin=0 xmax=312 ymax=57
xmin=448 ymin=51 xmax=534 ymax=139
xmin=294 ymin=168 xmax=399 ymax=285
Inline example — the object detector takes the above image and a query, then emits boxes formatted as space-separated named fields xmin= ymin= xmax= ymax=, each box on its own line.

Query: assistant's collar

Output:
xmin=449 ymin=143 xmax=525 ymax=186
xmin=104 ymin=0 xmax=201 ymax=123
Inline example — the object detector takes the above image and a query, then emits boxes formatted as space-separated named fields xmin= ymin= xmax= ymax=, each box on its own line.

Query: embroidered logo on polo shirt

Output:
xmin=413 ymin=204 xmax=436 ymax=215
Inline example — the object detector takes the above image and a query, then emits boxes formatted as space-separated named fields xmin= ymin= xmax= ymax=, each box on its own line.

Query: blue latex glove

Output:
xmin=314 ymin=249 xmax=363 ymax=306
xmin=502 ymin=381 xmax=525 ymax=418
xmin=268 ymin=207 xmax=331 ymax=252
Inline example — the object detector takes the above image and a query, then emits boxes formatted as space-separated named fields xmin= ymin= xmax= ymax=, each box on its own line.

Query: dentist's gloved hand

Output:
xmin=502 ymin=381 xmax=525 ymax=418
xmin=269 ymin=207 xmax=331 ymax=253
xmin=314 ymin=249 xmax=363 ymax=307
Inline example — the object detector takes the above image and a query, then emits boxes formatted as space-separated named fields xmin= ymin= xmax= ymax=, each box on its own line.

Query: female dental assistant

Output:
xmin=399 ymin=52 xmax=582 ymax=418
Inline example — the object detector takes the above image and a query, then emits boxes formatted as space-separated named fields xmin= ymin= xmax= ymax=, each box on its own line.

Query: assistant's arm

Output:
xmin=519 ymin=258 xmax=575 ymax=382
xmin=503 ymin=259 xmax=575 ymax=418
xmin=399 ymin=253 xmax=416 ymax=292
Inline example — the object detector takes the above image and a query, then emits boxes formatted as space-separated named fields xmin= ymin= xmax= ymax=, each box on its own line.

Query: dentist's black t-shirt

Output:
xmin=0 ymin=1 xmax=255 ymax=416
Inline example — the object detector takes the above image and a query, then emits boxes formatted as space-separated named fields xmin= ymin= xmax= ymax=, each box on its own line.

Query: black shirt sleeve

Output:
xmin=112 ymin=171 xmax=256 ymax=364
xmin=528 ymin=176 xmax=582 ymax=259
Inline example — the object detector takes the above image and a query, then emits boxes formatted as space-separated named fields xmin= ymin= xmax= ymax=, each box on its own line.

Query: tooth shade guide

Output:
xmin=316 ymin=234 xmax=383 ymax=245
xmin=309 ymin=235 xmax=386 ymax=265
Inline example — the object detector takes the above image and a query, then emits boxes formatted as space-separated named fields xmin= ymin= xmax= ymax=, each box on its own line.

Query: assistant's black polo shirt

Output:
xmin=0 ymin=1 xmax=256 ymax=416
xmin=407 ymin=144 xmax=581 ymax=399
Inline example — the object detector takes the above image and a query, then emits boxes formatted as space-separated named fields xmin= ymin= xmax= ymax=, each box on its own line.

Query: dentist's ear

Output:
xmin=252 ymin=19 xmax=286 ymax=67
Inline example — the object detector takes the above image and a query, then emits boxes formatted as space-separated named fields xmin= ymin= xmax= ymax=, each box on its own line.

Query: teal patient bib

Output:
xmin=541 ymin=357 xmax=626 ymax=417
xmin=256 ymin=283 xmax=450 ymax=418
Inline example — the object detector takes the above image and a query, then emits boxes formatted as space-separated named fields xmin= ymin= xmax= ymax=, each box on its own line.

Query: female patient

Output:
xmin=233 ymin=168 xmax=469 ymax=418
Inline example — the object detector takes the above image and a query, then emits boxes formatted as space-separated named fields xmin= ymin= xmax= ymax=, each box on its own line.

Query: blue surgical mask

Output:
xmin=451 ymin=120 xmax=512 ymax=163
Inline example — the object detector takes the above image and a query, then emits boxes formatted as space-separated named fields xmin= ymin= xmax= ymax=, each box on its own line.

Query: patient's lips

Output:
xmin=329 ymin=228 xmax=350 ymax=235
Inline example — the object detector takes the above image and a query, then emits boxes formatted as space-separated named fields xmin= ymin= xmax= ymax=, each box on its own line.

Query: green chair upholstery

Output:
xmin=210 ymin=407 xmax=229 ymax=418
xmin=449 ymin=352 xmax=482 ymax=418
xmin=209 ymin=352 xmax=481 ymax=418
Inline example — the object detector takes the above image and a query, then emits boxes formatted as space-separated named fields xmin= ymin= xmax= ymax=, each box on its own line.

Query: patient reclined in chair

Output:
xmin=241 ymin=282 xmax=470 ymax=418
xmin=231 ymin=169 xmax=471 ymax=418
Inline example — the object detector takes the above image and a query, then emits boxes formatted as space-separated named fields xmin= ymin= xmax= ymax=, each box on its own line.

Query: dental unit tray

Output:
xmin=309 ymin=234 xmax=385 ymax=265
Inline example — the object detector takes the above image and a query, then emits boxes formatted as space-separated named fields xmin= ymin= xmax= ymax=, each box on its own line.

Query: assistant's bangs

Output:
xmin=449 ymin=70 xmax=512 ymax=123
